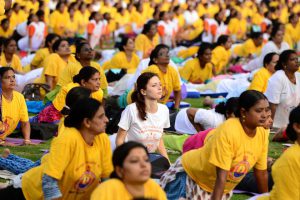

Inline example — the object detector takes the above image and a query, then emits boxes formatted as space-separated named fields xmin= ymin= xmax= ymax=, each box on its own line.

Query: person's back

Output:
xmin=268 ymin=143 xmax=300 ymax=199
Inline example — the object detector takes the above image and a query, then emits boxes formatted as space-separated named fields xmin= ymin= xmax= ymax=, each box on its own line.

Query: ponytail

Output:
xmin=131 ymin=90 xmax=147 ymax=120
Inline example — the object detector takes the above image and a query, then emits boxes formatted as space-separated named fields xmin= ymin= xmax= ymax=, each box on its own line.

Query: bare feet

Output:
xmin=1 ymin=148 xmax=10 ymax=158
xmin=0 ymin=141 xmax=17 ymax=147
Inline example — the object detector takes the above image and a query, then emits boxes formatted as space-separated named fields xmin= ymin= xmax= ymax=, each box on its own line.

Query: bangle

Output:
xmin=0 ymin=140 xmax=5 ymax=145
xmin=24 ymin=139 xmax=31 ymax=143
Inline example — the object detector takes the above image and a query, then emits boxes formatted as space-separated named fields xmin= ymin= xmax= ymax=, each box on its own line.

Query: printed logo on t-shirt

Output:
xmin=228 ymin=156 xmax=250 ymax=182
xmin=73 ymin=166 xmax=96 ymax=191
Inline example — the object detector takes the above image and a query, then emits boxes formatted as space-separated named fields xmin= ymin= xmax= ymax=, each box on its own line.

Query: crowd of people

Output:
xmin=0 ymin=0 xmax=299 ymax=199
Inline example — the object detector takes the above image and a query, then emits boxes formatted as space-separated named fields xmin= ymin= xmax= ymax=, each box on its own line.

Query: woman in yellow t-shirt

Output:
xmin=22 ymin=98 xmax=113 ymax=200
xmin=0 ymin=0 xmax=11 ymax=16
xmin=179 ymin=42 xmax=213 ymax=83
xmin=43 ymin=38 xmax=76 ymax=89
xmin=57 ymin=42 xmax=108 ymax=97
xmin=0 ymin=18 xmax=13 ymax=38
xmin=161 ymin=90 xmax=270 ymax=199
xmin=249 ymin=52 xmax=279 ymax=93
xmin=91 ymin=141 xmax=167 ymax=200
xmin=285 ymin=13 xmax=299 ymax=49
xmin=135 ymin=20 xmax=159 ymax=59
xmin=105 ymin=36 xmax=140 ymax=74
xmin=143 ymin=44 xmax=181 ymax=109
xmin=38 ymin=66 xmax=103 ymax=123
xmin=211 ymin=35 xmax=232 ymax=74
xmin=49 ymin=2 xmax=70 ymax=36
xmin=30 ymin=33 xmax=60 ymax=70
xmin=1 ymin=38 xmax=23 ymax=74
xmin=256 ymin=106 xmax=300 ymax=200
xmin=0 ymin=67 xmax=31 ymax=146
xmin=233 ymin=32 xmax=264 ymax=58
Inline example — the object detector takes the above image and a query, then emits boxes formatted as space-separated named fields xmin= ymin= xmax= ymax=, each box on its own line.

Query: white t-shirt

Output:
xmin=265 ymin=70 xmax=300 ymax=128
xmin=243 ymin=41 xmax=290 ymax=71
xmin=118 ymin=103 xmax=170 ymax=152
xmin=175 ymin=108 xmax=225 ymax=135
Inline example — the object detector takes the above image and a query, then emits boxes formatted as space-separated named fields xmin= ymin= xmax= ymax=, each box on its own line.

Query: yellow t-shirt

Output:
xmin=0 ymin=91 xmax=29 ymax=140
xmin=248 ymin=67 xmax=272 ymax=93
xmin=30 ymin=48 xmax=50 ymax=68
xmin=285 ymin=23 xmax=299 ymax=48
xmin=10 ymin=10 xmax=27 ymax=29
xmin=257 ymin=142 xmax=300 ymax=200
xmin=130 ymin=10 xmax=147 ymax=29
xmin=52 ymin=82 xmax=103 ymax=111
xmin=0 ymin=53 xmax=23 ymax=72
xmin=252 ymin=13 xmax=264 ymax=25
xmin=49 ymin=10 xmax=70 ymax=36
xmin=142 ymin=65 xmax=181 ymax=104
xmin=135 ymin=34 xmax=159 ymax=59
xmin=233 ymin=39 xmax=263 ymax=58
xmin=74 ymin=10 xmax=90 ymax=35
xmin=22 ymin=128 xmax=113 ymax=200
xmin=0 ymin=26 xmax=13 ymax=38
xmin=182 ymin=118 xmax=269 ymax=193
xmin=0 ymin=0 xmax=4 ymax=16
xmin=57 ymin=61 xmax=108 ymax=97
xmin=104 ymin=51 xmax=140 ymax=74
xmin=228 ymin=18 xmax=247 ymax=40
xmin=43 ymin=53 xmax=76 ymax=86
xmin=211 ymin=46 xmax=231 ymax=74
xmin=179 ymin=58 xmax=213 ymax=83
xmin=91 ymin=179 xmax=167 ymax=200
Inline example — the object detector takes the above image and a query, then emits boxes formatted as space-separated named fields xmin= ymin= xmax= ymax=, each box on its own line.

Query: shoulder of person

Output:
xmin=270 ymin=70 xmax=285 ymax=80
xmin=13 ymin=91 xmax=25 ymax=101
xmin=157 ymin=103 xmax=169 ymax=112
xmin=97 ymin=178 xmax=124 ymax=189
xmin=56 ymin=127 xmax=81 ymax=143
xmin=144 ymin=178 xmax=162 ymax=188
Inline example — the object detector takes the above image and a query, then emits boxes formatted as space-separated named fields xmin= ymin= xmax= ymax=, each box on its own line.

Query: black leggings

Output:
xmin=0 ymin=185 xmax=26 ymax=200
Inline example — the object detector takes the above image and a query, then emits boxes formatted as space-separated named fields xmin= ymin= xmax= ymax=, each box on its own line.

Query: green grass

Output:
xmin=0 ymin=98 xmax=286 ymax=199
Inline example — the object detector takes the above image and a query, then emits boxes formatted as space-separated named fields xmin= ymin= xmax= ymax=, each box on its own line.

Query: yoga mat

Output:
xmin=5 ymin=138 xmax=44 ymax=146
xmin=233 ymin=189 xmax=258 ymax=196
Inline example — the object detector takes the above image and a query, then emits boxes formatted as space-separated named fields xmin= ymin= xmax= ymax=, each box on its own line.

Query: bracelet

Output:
xmin=0 ymin=140 xmax=5 ymax=145
xmin=24 ymin=139 xmax=31 ymax=143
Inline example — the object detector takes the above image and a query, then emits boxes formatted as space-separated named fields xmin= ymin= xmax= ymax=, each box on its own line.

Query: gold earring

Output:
xmin=242 ymin=115 xmax=246 ymax=122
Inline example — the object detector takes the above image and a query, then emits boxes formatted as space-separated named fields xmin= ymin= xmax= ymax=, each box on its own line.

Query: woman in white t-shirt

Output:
xmin=116 ymin=72 xmax=170 ymax=160
xmin=242 ymin=23 xmax=290 ymax=72
xmin=265 ymin=50 xmax=300 ymax=129
xmin=173 ymin=97 xmax=239 ymax=135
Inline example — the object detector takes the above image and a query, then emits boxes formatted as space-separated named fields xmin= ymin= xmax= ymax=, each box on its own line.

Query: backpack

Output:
xmin=22 ymin=83 xmax=50 ymax=101
xmin=149 ymin=153 xmax=170 ymax=179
